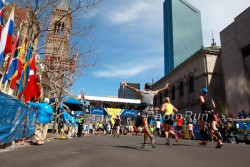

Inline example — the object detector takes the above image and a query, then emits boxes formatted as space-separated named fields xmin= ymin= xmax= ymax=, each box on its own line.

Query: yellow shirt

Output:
xmin=164 ymin=103 xmax=174 ymax=115
xmin=98 ymin=124 xmax=103 ymax=128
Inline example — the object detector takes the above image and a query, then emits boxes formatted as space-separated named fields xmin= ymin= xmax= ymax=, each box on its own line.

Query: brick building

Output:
xmin=43 ymin=0 xmax=77 ymax=97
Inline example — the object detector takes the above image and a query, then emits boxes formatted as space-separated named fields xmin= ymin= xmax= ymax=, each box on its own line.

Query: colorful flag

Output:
xmin=19 ymin=46 xmax=33 ymax=93
xmin=9 ymin=37 xmax=27 ymax=89
xmin=2 ymin=28 xmax=20 ymax=83
xmin=0 ymin=0 xmax=5 ymax=38
xmin=21 ymin=55 xmax=40 ymax=102
xmin=0 ymin=0 xmax=5 ymax=9
xmin=0 ymin=9 xmax=4 ymax=39
xmin=34 ymin=74 xmax=42 ymax=101
xmin=0 ymin=6 xmax=14 ymax=64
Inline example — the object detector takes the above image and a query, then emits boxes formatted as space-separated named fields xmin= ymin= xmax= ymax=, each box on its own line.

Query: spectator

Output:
xmin=188 ymin=121 xmax=195 ymax=140
xmin=221 ymin=113 xmax=226 ymax=123
xmin=28 ymin=98 xmax=54 ymax=145
xmin=128 ymin=124 xmax=133 ymax=135
xmin=155 ymin=120 xmax=161 ymax=138
xmin=237 ymin=111 xmax=243 ymax=119
xmin=77 ymin=115 xmax=84 ymax=137
xmin=242 ymin=110 xmax=247 ymax=119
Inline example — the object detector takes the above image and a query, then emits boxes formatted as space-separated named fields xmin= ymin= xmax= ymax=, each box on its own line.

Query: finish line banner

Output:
xmin=0 ymin=92 xmax=37 ymax=145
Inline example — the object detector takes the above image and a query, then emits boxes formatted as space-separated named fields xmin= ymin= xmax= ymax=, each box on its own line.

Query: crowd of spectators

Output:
xmin=55 ymin=109 xmax=250 ymax=143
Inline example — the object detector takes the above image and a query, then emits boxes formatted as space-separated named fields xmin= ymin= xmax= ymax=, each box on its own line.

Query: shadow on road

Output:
xmin=113 ymin=145 xmax=152 ymax=152
xmin=157 ymin=143 xmax=193 ymax=147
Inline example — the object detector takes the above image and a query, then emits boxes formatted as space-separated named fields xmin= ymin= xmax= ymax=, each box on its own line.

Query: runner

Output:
xmin=113 ymin=114 xmax=121 ymax=138
xmin=199 ymin=88 xmax=223 ymax=148
xmin=176 ymin=114 xmax=184 ymax=139
xmin=123 ymin=81 xmax=169 ymax=149
xmin=159 ymin=97 xmax=179 ymax=145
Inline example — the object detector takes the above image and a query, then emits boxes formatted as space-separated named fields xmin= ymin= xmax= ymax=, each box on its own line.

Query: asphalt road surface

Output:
xmin=0 ymin=135 xmax=249 ymax=167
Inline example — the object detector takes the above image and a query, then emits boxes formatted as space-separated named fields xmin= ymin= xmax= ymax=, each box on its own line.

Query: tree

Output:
xmin=6 ymin=0 xmax=103 ymax=133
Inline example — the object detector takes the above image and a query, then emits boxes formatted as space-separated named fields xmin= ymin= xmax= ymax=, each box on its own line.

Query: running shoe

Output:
xmin=165 ymin=140 xmax=172 ymax=146
xmin=150 ymin=135 xmax=156 ymax=149
xmin=215 ymin=140 xmax=223 ymax=148
xmin=198 ymin=141 xmax=207 ymax=145
xmin=142 ymin=143 xmax=147 ymax=149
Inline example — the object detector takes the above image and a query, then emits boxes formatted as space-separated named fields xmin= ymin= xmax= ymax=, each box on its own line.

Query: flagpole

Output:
xmin=0 ymin=76 xmax=3 ymax=91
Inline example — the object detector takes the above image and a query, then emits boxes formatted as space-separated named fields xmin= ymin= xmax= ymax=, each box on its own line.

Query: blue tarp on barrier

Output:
xmin=0 ymin=92 xmax=37 ymax=145
xmin=236 ymin=122 xmax=250 ymax=130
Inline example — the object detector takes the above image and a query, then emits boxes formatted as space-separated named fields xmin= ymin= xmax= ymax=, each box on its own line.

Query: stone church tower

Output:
xmin=43 ymin=0 xmax=76 ymax=97
xmin=45 ymin=0 xmax=72 ymax=70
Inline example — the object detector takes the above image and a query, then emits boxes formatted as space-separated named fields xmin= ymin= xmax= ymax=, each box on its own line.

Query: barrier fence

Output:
xmin=0 ymin=92 xmax=37 ymax=145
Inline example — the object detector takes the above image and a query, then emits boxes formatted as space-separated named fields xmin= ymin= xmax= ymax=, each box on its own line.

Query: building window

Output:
xmin=189 ymin=76 xmax=194 ymax=93
xmin=165 ymin=89 xmax=168 ymax=97
xmin=159 ymin=93 xmax=162 ymax=105
xmin=179 ymin=81 xmax=184 ymax=97
xmin=172 ymin=86 xmax=175 ymax=100
xmin=54 ymin=21 xmax=65 ymax=35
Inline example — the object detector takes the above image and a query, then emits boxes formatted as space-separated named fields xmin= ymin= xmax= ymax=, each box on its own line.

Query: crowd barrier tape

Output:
xmin=0 ymin=92 xmax=37 ymax=145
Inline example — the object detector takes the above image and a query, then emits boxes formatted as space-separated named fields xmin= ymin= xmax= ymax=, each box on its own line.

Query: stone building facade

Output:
xmin=220 ymin=7 xmax=250 ymax=116
xmin=153 ymin=46 xmax=226 ymax=115
xmin=43 ymin=1 xmax=76 ymax=97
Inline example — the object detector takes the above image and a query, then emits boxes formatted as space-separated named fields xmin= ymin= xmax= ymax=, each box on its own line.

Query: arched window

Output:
xmin=54 ymin=21 xmax=64 ymax=35
xmin=172 ymin=86 xmax=175 ymax=100
xmin=179 ymin=81 xmax=184 ymax=97
xmin=189 ymin=76 xmax=194 ymax=93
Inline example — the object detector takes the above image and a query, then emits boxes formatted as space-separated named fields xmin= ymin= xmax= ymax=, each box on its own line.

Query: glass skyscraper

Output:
xmin=163 ymin=0 xmax=203 ymax=75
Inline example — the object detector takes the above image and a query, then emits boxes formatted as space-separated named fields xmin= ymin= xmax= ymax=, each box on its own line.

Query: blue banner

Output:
xmin=90 ymin=107 xmax=104 ymax=115
xmin=120 ymin=109 xmax=137 ymax=117
xmin=0 ymin=92 xmax=37 ymax=145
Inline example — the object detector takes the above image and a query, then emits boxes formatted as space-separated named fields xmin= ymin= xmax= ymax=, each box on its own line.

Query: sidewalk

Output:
xmin=0 ymin=133 xmax=59 ymax=153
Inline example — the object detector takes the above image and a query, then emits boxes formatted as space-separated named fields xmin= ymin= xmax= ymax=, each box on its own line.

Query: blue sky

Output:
xmin=71 ymin=0 xmax=250 ymax=97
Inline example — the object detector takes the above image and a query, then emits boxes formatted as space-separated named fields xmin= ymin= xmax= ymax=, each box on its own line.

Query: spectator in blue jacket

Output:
xmin=28 ymin=98 xmax=54 ymax=145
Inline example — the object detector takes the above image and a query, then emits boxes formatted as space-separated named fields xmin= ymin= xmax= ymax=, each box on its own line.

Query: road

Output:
xmin=0 ymin=135 xmax=249 ymax=167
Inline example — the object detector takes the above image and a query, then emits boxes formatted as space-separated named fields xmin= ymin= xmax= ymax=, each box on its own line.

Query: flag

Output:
xmin=34 ymin=74 xmax=42 ymax=101
xmin=0 ymin=0 xmax=5 ymax=38
xmin=21 ymin=55 xmax=41 ymax=102
xmin=0 ymin=0 xmax=4 ymax=9
xmin=19 ymin=46 xmax=33 ymax=93
xmin=81 ymin=88 xmax=85 ymax=101
xmin=9 ymin=37 xmax=27 ymax=89
xmin=0 ymin=6 xmax=14 ymax=64
xmin=0 ymin=8 xmax=4 ymax=39
xmin=2 ymin=28 xmax=20 ymax=83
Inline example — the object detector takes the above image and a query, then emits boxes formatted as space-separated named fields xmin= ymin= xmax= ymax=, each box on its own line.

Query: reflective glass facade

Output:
xmin=163 ymin=0 xmax=203 ymax=75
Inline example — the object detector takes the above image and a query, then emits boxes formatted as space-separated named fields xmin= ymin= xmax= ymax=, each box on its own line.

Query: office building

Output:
xmin=118 ymin=82 xmax=140 ymax=99
xmin=163 ymin=0 xmax=203 ymax=75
